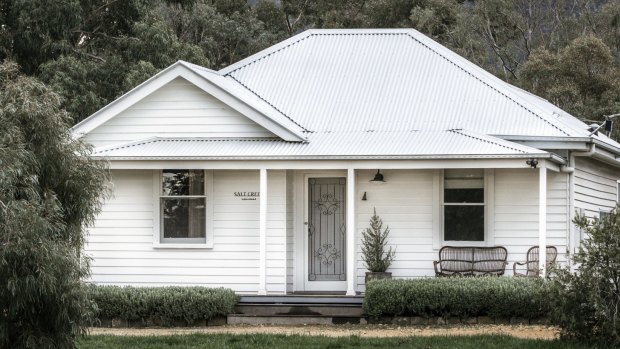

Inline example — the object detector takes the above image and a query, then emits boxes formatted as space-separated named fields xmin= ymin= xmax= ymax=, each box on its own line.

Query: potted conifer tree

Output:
xmin=362 ymin=208 xmax=395 ymax=284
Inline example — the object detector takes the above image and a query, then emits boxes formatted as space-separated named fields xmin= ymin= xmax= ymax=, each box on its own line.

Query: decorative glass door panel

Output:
xmin=307 ymin=177 xmax=346 ymax=282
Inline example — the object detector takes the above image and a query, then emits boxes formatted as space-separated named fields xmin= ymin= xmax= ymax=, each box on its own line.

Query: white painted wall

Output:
xmin=493 ymin=169 xmax=568 ymax=275
xmin=87 ymin=167 xmax=570 ymax=293
xmin=355 ymin=169 xmax=435 ymax=289
xmin=86 ymin=169 xmax=286 ymax=293
xmin=574 ymin=157 xmax=619 ymax=217
xmin=83 ymin=77 xmax=276 ymax=147
xmin=355 ymin=169 xmax=569 ymax=291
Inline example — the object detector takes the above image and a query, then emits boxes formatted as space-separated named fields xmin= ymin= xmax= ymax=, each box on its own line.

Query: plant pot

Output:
xmin=365 ymin=271 xmax=392 ymax=284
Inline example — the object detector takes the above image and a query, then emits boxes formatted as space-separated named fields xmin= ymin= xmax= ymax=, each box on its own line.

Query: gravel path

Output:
xmin=89 ymin=324 xmax=559 ymax=340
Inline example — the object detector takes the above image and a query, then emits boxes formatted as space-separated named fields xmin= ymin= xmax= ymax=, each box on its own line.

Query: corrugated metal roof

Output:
xmin=217 ymin=29 xmax=592 ymax=139
xmin=92 ymin=130 xmax=549 ymax=159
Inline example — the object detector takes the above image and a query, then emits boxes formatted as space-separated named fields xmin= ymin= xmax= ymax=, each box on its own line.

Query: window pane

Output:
xmin=163 ymin=170 xmax=204 ymax=196
xmin=444 ymin=205 xmax=484 ymax=241
xmin=445 ymin=188 xmax=484 ymax=203
xmin=162 ymin=197 xmax=206 ymax=239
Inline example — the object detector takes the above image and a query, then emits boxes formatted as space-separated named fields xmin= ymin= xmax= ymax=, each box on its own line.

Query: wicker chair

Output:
xmin=434 ymin=246 xmax=508 ymax=277
xmin=512 ymin=246 xmax=558 ymax=277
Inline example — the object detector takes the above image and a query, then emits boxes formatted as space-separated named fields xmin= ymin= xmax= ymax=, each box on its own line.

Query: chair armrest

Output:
xmin=513 ymin=261 xmax=526 ymax=276
xmin=433 ymin=260 xmax=441 ymax=275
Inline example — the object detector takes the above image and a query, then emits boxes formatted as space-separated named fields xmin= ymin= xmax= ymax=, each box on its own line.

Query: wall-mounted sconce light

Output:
xmin=526 ymin=159 xmax=538 ymax=168
xmin=362 ymin=192 xmax=367 ymax=201
xmin=370 ymin=170 xmax=386 ymax=184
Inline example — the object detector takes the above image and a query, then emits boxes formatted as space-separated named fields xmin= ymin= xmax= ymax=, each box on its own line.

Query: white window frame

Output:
xmin=152 ymin=169 xmax=214 ymax=249
xmin=434 ymin=169 xmax=494 ymax=248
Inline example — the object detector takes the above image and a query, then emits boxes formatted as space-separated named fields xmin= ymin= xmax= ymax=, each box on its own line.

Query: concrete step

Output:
xmin=235 ymin=303 xmax=363 ymax=317
xmin=227 ymin=314 xmax=367 ymax=325
xmin=238 ymin=295 xmax=364 ymax=305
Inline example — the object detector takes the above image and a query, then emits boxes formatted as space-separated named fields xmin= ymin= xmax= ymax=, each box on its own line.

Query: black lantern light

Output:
xmin=370 ymin=170 xmax=386 ymax=183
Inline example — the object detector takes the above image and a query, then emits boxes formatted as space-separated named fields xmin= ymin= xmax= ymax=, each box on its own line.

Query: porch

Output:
xmin=96 ymin=157 xmax=566 ymax=295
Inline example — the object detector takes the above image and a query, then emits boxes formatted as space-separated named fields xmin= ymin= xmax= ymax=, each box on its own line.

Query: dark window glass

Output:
xmin=444 ymin=205 xmax=484 ymax=241
xmin=162 ymin=198 xmax=206 ymax=239
xmin=163 ymin=170 xmax=204 ymax=196
xmin=161 ymin=170 xmax=206 ymax=242
xmin=444 ymin=188 xmax=484 ymax=203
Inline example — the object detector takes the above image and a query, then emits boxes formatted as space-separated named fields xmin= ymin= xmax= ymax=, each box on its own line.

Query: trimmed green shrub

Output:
xmin=548 ymin=207 xmax=620 ymax=347
xmin=363 ymin=277 xmax=549 ymax=320
xmin=89 ymin=285 xmax=238 ymax=325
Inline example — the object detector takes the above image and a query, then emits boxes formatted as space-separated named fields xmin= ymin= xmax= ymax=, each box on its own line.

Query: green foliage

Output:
xmin=548 ymin=206 xmax=620 ymax=347
xmin=361 ymin=209 xmax=395 ymax=273
xmin=363 ymin=278 xmax=550 ymax=320
xmin=521 ymin=35 xmax=620 ymax=129
xmin=0 ymin=61 xmax=109 ymax=348
xmin=89 ymin=286 xmax=238 ymax=325
xmin=1 ymin=0 xmax=619 ymax=131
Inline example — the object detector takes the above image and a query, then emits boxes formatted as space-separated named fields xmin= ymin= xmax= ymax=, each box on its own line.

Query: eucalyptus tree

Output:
xmin=0 ymin=61 xmax=109 ymax=348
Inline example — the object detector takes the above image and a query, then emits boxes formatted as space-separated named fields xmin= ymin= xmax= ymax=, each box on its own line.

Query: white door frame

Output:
xmin=295 ymin=171 xmax=348 ymax=292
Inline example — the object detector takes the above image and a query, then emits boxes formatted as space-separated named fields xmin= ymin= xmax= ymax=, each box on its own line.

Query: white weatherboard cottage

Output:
xmin=74 ymin=29 xmax=620 ymax=295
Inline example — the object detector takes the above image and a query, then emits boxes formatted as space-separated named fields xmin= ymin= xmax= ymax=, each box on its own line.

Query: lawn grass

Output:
xmin=78 ymin=333 xmax=595 ymax=349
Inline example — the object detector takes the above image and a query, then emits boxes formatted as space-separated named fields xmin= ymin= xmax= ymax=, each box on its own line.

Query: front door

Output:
xmin=304 ymin=176 xmax=347 ymax=291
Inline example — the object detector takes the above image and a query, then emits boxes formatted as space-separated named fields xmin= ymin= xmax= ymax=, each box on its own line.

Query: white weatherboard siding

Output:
xmin=355 ymin=169 xmax=435 ymax=289
xmin=494 ymin=169 xmax=568 ymax=275
xmin=354 ymin=169 xmax=569 ymax=290
xmin=574 ymin=157 xmax=619 ymax=217
xmin=87 ymin=169 xmax=287 ymax=293
xmin=83 ymin=77 xmax=276 ymax=148
xmin=87 ymin=168 xmax=570 ymax=292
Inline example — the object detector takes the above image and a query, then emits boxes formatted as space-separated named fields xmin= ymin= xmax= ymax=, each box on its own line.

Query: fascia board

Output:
xmin=500 ymin=135 xmax=620 ymax=156
xmin=99 ymin=158 xmax=559 ymax=171
xmin=592 ymin=138 xmax=620 ymax=156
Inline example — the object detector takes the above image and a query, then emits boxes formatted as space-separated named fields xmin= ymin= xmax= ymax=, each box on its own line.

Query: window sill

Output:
xmin=153 ymin=243 xmax=213 ymax=249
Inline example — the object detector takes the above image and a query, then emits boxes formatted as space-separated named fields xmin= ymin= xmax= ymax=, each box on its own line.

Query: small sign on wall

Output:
xmin=234 ymin=192 xmax=260 ymax=201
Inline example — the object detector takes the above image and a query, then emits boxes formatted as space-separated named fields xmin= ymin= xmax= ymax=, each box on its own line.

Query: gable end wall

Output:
xmin=83 ymin=78 xmax=276 ymax=148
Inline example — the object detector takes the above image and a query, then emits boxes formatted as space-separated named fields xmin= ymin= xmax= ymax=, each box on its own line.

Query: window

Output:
xmin=160 ymin=170 xmax=207 ymax=244
xmin=442 ymin=169 xmax=485 ymax=242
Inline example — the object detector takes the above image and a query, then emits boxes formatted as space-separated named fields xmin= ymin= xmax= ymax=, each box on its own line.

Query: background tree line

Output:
xmin=1 ymin=0 xmax=619 ymax=131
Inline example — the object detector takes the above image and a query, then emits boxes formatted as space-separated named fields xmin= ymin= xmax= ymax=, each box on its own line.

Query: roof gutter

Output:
xmin=91 ymin=152 xmax=565 ymax=162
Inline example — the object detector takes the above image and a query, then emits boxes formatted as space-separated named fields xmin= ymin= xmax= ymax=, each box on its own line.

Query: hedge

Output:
xmin=88 ymin=285 xmax=238 ymax=325
xmin=363 ymin=277 xmax=550 ymax=320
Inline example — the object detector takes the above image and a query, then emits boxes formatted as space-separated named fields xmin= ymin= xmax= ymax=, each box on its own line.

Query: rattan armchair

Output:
xmin=513 ymin=246 xmax=557 ymax=277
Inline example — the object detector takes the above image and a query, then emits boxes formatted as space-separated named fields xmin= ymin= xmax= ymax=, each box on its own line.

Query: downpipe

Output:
xmin=562 ymin=143 xmax=595 ymax=270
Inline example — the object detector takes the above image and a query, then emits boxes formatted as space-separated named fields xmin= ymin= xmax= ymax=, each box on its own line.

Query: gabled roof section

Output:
xmin=72 ymin=61 xmax=307 ymax=142
xmin=91 ymin=129 xmax=551 ymax=160
xmin=217 ymin=29 xmax=591 ymax=140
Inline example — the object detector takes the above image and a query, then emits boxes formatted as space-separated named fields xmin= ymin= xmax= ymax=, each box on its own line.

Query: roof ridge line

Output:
xmin=225 ymin=33 xmax=315 ymax=76
xmin=449 ymin=129 xmax=529 ymax=154
xmin=225 ymin=31 xmax=409 ymax=75
xmin=227 ymin=75 xmax=309 ymax=132
xmin=402 ymin=32 xmax=570 ymax=137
